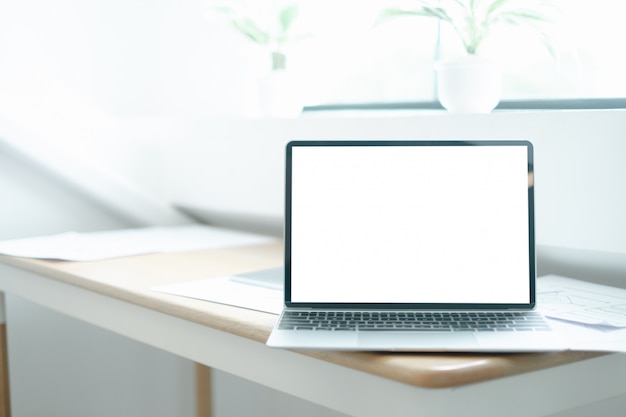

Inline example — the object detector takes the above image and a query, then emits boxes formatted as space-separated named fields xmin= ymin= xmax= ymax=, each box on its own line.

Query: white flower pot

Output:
xmin=435 ymin=56 xmax=501 ymax=113
xmin=257 ymin=70 xmax=303 ymax=119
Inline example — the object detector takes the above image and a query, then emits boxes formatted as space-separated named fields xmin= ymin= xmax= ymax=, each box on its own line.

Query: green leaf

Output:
xmin=486 ymin=0 xmax=512 ymax=17
xmin=421 ymin=6 xmax=453 ymax=23
xmin=450 ymin=0 xmax=469 ymax=10
xmin=210 ymin=5 xmax=235 ymax=14
xmin=378 ymin=0 xmax=558 ymax=58
xmin=493 ymin=9 xmax=551 ymax=27
xmin=377 ymin=7 xmax=451 ymax=25
xmin=232 ymin=18 xmax=269 ymax=45
xmin=538 ymin=31 xmax=558 ymax=61
xmin=278 ymin=4 xmax=300 ymax=33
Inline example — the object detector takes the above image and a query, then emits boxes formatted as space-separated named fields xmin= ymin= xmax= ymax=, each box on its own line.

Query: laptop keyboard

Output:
xmin=278 ymin=311 xmax=551 ymax=332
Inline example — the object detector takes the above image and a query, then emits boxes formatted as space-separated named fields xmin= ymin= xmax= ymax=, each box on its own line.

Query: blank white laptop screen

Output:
xmin=287 ymin=141 xmax=533 ymax=306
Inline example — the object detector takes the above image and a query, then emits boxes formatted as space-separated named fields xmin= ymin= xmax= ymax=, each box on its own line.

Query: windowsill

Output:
xmin=297 ymin=107 xmax=625 ymax=121
xmin=303 ymin=98 xmax=626 ymax=114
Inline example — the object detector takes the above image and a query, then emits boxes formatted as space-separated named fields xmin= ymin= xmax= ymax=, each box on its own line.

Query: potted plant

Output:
xmin=379 ymin=0 xmax=556 ymax=112
xmin=208 ymin=2 xmax=308 ymax=117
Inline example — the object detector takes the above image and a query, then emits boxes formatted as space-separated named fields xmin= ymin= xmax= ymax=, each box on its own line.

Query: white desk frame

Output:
xmin=1 ymin=262 xmax=626 ymax=417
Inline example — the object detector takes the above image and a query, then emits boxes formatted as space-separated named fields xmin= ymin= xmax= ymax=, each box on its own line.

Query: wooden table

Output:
xmin=0 ymin=242 xmax=624 ymax=417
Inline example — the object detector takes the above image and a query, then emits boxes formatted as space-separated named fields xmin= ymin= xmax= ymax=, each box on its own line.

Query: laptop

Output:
xmin=267 ymin=140 xmax=566 ymax=352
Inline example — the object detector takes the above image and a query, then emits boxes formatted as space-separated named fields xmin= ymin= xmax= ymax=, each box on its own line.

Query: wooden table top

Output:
xmin=0 ymin=242 xmax=602 ymax=389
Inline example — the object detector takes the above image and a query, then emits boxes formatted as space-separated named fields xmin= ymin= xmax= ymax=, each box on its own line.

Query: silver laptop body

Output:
xmin=267 ymin=140 xmax=565 ymax=352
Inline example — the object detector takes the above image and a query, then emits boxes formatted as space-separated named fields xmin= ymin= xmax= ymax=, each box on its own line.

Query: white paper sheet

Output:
xmin=538 ymin=275 xmax=626 ymax=327
xmin=0 ymin=225 xmax=276 ymax=261
xmin=538 ymin=275 xmax=626 ymax=351
xmin=153 ymin=268 xmax=283 ymax=314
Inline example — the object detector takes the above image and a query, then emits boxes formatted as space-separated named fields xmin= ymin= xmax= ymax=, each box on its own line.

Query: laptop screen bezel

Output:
xmin=284 ymin=140 xmax=536 ymax=310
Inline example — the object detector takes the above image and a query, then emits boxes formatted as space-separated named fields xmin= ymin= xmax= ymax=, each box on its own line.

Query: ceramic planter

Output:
xmin=257 ymin=51 xmax=302 ymax=118
xmin=435 ymin=55 xmax=502 ymax=113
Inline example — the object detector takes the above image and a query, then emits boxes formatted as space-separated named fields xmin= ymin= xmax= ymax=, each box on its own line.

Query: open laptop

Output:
xmin=267 ymin=140 xmax=566 ymax=352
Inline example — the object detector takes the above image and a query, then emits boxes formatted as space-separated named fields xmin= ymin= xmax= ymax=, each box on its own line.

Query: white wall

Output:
xmin=0 ymin=0 xmax=272 ymax=206
xmin=0 ymin=0 xmax=262 ymax=121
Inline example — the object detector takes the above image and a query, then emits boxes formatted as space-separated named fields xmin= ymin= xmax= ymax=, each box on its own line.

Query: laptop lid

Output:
xmin=285 ymin=140 xmax=535 ymax=310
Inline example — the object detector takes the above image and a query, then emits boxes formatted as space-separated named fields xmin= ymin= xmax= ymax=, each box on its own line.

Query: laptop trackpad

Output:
xmin=358 ymin=332 xmax=478 ymax=351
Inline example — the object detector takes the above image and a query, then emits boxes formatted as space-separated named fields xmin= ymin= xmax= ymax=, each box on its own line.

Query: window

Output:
xmin=280 ymin=0 xmax=626 ymax=108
